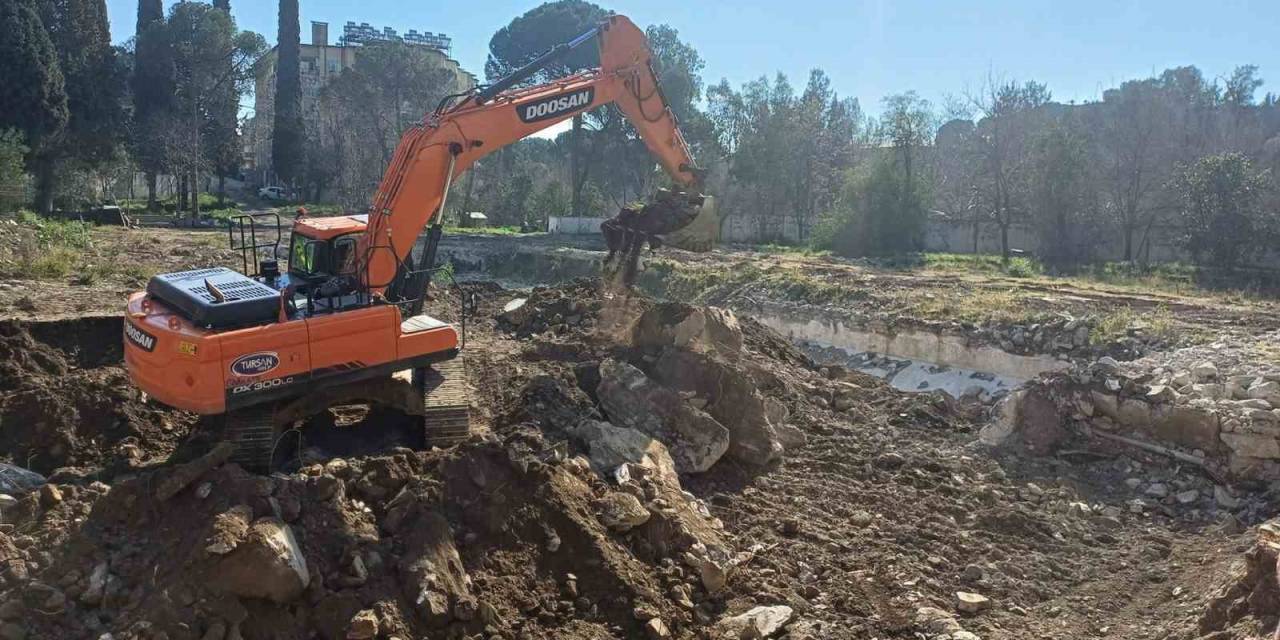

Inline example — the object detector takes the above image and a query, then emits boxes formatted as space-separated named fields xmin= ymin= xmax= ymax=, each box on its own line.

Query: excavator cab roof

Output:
xmin=293 ymin=214 xmax=369 ymax=240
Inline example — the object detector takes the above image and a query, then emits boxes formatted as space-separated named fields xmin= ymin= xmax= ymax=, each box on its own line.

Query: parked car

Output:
xmin=258 ymin=186 xmax=288 ymax=201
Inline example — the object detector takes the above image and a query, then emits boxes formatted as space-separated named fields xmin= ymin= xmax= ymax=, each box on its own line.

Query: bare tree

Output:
xmin=967 ymin=76 xmax=1051 ymax=259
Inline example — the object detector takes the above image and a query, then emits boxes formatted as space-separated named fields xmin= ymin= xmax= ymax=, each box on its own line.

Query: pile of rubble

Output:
xmin=987 ymin=328 xmax=1280 ymax=485
xmin=0 ymin=287 xmax=815 ymax=640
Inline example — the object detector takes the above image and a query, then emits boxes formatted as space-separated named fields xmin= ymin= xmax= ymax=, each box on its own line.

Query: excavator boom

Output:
xmin=358 ymin=15 xmax=702 ymax=296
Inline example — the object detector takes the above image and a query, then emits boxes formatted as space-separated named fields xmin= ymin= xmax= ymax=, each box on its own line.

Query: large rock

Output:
xmin=1016 ymin=389 xmax=1065 ymax=454
xmin=594 ymin=493 xmax=650 ymax=532
xmin=1248 ymin=381 xmax=1280 ymax=408
xmin=398 ymin=510 xmax=471 ymax=627
xmin=568 ymin=420 xmax=678 ymax=479
xmin=1116 ymin=398 xmax=1153 ymax=427
xmin=631 ymin=303 xmax=742 ymax=360
xmin=979 ymin=390 xmax=1023 ymax=446
xmin=1149 ymin=406 xmax=1220 ymax=452
xmin=1194 ymin=361 xmax=1220 ymax=381
xmin=715 ymin=605 xmax=794 ymax=638
xmin=649 ymin=349 xmax=783 ymax=466
xmin=207 ymin=517 xmax=309 ymax=603
xmin=597 ymin=359 xmax=730 ymax=473
xmin=1221 ymin=432 xmax=1280 ymax=459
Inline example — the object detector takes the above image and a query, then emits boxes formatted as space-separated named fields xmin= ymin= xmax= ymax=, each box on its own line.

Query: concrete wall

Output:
xmin=547 ymin=216 xmax=603 ymax=235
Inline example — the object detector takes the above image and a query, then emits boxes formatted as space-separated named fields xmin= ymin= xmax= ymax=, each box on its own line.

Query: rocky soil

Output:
xmin=0 ymin=279 xmax=1278 ymax=640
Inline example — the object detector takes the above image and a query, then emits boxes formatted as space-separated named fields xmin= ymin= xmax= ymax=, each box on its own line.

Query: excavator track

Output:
xmin=416 ymin=356 xmax=472 ymax=447
xmin=221 ymin=356 xmax=472 ymax=472
xmin=223 ymin=404 xmax=279 ymax=470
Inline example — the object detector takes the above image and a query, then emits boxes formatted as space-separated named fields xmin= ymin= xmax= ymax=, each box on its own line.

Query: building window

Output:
xmin=327 ymin=59 xmax=338 ymax=74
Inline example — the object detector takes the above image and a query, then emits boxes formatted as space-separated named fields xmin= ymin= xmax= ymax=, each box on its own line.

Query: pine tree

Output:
xmin=0 ymin=0 xmax=68 ymax=213
xmin=39 ymin=0 xmax=127 ymax=167
xmin=133 ymin=0 xmax=170 ymax=209
xmin=272 ymin=0 xmax=304 ymax=186
xmin=209 ymin=0 xmax=238 ymax=204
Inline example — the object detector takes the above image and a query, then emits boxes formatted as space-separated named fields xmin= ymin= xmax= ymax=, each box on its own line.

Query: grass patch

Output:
xmin=903 ymin=285 xmax=1033 ymax=324
xmin=751 ymin=243 xmax=832 ymax=258
xmin=1091 ymin=304 xmax=1179 ymax=345
xmin=2 ymin=212 xmax=94 ymax=279
xmin=443 ymin=225 xmax=530 ymax=236
xmin=920 ymin=253 xmax=1044 ymax=278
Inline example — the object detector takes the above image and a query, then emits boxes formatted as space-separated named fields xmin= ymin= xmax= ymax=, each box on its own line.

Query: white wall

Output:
xmin=548 ymin=216 xmax=603 ymax=235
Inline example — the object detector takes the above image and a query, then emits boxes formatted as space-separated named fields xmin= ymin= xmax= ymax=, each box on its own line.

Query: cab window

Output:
xmin=289 ymin=234 xmax=319 ymax=275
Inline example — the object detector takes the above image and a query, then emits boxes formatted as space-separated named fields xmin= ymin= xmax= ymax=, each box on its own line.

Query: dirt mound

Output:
xmin=1196 ymin=521 xmax=1280 ymax=638
xmin=0 ymin=320 xmax=194 ymax=477
xmin=1 ymin=278 xmax=1265 ymax=640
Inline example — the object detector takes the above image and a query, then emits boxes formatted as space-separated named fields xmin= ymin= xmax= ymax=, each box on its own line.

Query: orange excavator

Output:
xmin=122 ymin=15 xmax=709 ymax=469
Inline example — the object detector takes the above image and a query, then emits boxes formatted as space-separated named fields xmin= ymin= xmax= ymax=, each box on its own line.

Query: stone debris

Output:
xmin=207 ymin=517 xmax=310 ymax=604
xmin=597 ymin=358 xmax=731 ymax=473
xmin=715 ymin=605 xmax=794 ymax=638
xmin=992 ymin=329 xmax=1280 ymax=482
xmin=955 ymin=591 xmax=991 ymax=614
xmin=594 ymin=492 xmax=651 ymax=532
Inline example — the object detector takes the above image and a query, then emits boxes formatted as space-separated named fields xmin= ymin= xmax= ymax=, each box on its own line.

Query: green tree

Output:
xmin=319 ymin=40 xmax=473 ymax=206
xmin=208 ymin=0 xmax=238 ymax=204
xmin=816 ymin=156 xmax=929 ymax=257
xmin=490 ymin=173 xmax=534 ymax=226
xmin=0 ymin=129 xmax=29 ymax=212
xmin=162 ymin=2 xmax=263 ymax=217
xmin=527 ymin=180 xmax=569 ymax=229
xmin=1029 ymin=120 xmax=1096 ymax=267
xmin=1172 ymin=153 xmax=1274 ymax=268
xmin=0 ymin=0 xmax=68 ymax=213
xmin=132 ymin=0 xmax=171 ymax=208
xmin=486 ymin=0 xmax=610 ymax=217
xmin=272 ymin=0 xmax=303 ymax=185
xmin=968 ymin=78 xmax=1052 ymax=259
xmin=38 ymin=0 xmax=128 ymax=208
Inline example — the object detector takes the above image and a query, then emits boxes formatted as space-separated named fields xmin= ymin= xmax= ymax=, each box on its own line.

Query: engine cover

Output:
xmin=146 ymin=267 xmax=281 ymax=329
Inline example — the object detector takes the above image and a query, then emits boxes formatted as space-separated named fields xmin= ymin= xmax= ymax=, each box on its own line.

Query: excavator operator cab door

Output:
xmin=287 ymin=232 xmax=361 ymax=307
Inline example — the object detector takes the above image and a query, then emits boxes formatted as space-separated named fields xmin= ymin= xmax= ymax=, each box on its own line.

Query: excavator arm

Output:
xmin=356 ymin=15 xmax=701 ymax=296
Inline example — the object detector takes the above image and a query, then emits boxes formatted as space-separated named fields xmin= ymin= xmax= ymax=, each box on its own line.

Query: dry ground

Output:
xmin=1 ymin=226 xmax=1278 ymax=639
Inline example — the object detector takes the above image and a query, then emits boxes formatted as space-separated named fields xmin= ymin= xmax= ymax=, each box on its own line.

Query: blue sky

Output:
xmin=106 ymin=0 xmax=1278 ymax=115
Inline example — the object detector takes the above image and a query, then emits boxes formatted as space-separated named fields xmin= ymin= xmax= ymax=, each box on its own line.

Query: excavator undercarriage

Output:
xmin=222 ymin=356 xmax=472 ymax=470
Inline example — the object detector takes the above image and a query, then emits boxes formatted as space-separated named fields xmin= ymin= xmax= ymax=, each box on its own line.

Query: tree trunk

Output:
xmin=1122 ymin=226 xmax=1134 ymax=262
xmin=179 ymin=175 xmax=189 ymax=211
xmin=461 ymin=169 xmax=476 ymax=218
xmin=971 ymin=218 xmax=980 ymax=254
xmin=191 ymin=169 xmax=200 ymax=219
xmin=570 ymin=114 xmax=583 ymax=217
xmin=146 ymin=172 xmax=158 ymax=210
xmin=1000 ymin=222 xmax=1010 ymax=261
xmin=217 ymin=175 xmax=227 ymax=207
xmin=34 ymin=157 xmax=56 ymax=216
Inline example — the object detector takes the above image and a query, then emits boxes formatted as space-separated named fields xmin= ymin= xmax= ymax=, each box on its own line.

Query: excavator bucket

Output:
xmin=601 ymin=190 xmax=717 ymax=286
xmin=662 ymin=195 xmax=717 ymax=252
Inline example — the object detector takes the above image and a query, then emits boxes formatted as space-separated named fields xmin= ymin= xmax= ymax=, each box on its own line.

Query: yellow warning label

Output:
xmin=177 ymin=341 xmax=198 ymax=356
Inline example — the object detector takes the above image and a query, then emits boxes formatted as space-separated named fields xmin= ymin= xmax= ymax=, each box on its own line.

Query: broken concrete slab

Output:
xmin=631 ymin=303 xmax=743 ymax=360
xmin=715 ymin=605 xmax=794 ymax=638
xmin=597 ymin=359 xmax=730 ymax=473
xmin=594 ymin=492 xmax=651 ymax=532
xmin=649 ymin=349 xmax=783 ymax=466
xmin=206 ymin=517 xmax=309 ymax=604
